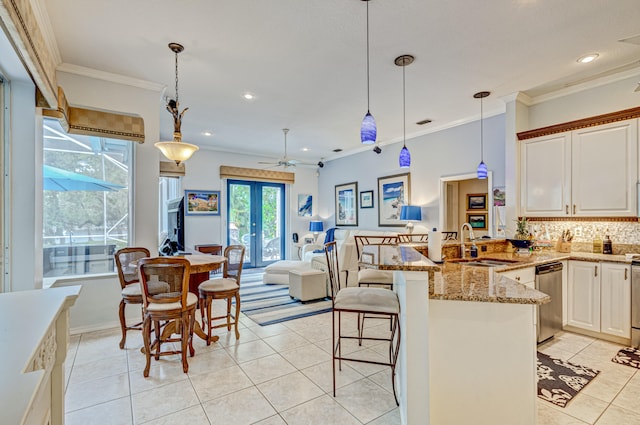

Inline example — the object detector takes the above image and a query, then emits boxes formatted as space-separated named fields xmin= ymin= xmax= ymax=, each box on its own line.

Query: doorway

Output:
xmin=227 ymin=179 xmax=285 ymax=268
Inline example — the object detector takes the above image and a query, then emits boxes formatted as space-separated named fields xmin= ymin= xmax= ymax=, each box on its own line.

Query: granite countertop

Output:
xmin=359 ymin=245 xmax=636 ymax=306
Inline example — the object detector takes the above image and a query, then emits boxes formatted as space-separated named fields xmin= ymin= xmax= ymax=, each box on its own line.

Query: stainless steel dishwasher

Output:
xmin=536 ymin=262 xmax=563 ymax=343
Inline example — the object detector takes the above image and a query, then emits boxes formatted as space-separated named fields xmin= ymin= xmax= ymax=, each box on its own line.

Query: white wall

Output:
xmin=318 ymin=114 xmax=506 ymax=232
xmin=180 ymin=149 xmax=318 ymax=258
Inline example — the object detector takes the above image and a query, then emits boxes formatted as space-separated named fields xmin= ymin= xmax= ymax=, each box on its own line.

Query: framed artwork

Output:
xmin=335 ymin=182 xmax=358 ymax=226
xmin=467 ymin=193 xmax=487 ymax=210
xmin=467 ymin=213 xmax=487 ymax=229
xmin=360 ymin=190 xmax=374 ymax=208
xmin=185 ymin=190 xmax=220 ymax=216
xmin=493 ymin=187 xmax=505 ymax=206
xmin=298 ymin=194 xmax=312 ymax=216
xmin=378 ymin=173 xmax=410 ymax=227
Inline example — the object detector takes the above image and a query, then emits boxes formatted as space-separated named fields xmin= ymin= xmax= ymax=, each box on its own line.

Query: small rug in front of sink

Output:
xmin=537 ymin=352 xmax=600 ymax=408
xmin=612 ymin=347 xmax=640 ymax=369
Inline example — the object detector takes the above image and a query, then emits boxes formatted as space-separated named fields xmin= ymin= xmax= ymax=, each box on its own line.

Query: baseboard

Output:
xmin=562 ymin=325 xmax=631 ymax=346
xmin=70 ymin=321 xmax=120 ymax=335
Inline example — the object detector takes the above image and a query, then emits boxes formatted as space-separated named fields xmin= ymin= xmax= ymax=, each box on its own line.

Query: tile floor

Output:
xmin=64 ymin=304 xmax=640 ymax=424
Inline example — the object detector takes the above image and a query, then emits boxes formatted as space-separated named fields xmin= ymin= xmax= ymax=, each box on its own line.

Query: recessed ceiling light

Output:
xmin=302 ymin=147 xmax=309 ymax=152
xmin=577 ymin=53 xmax=599 ymax=64
xmin=242 ymin=92 xmax=255 ymax=100
xmin=202 ymin=131 xmax=213 ymax=136
xmin=333 ymin=148 xmax=342 ymax=153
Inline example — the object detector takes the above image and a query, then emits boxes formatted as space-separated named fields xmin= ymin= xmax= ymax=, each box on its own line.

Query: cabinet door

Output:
xmin=520 ymin=133 xmax=571 ymax=217
xmin=572 ymin=119 xmax=638 ymax=216
xmin=567 ymin=261 xmax=600 ymax=332
xmin=600 ymin=262 xmax=631 ymax=338
xmin=498 ymin=267 xmax=535 ymax=289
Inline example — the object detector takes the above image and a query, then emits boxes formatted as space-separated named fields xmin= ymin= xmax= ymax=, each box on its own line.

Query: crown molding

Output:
xmin=57 ymin=63 xmax=165 ymax=92
xmin=500 ymin=92 xmax=533 ymax=106
xmin=31 ymin=0 xmax=61 ymax=65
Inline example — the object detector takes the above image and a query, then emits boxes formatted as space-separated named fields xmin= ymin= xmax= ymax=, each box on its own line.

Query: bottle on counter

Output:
xmin=470 ymin=243 xmax=478 ymax=258
xmin=593 ymin=234 xmax=603 ymax=254
xmin=603 ymin=235 xmax=613 ymax=254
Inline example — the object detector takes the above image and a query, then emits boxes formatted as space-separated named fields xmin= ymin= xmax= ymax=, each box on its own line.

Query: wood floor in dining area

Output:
xmin=64 ymin=298 xmax=640 ymax=424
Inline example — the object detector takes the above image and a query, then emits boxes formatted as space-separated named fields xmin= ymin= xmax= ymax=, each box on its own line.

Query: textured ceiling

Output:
xmin=42 ymin=0 xmax=640 ymax=164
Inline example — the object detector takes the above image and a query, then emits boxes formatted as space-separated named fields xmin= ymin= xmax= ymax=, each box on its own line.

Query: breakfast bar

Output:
xmin=364 ymin=246 xmax=550 ymax=425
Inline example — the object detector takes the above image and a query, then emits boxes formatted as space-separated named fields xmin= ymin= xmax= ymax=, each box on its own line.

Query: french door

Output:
xmin=227 ymin=180 xmax=285 ymax=268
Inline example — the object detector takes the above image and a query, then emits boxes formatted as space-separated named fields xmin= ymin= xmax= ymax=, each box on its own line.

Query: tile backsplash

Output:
xmin=528 ymin=220 xmax=640 ymax=253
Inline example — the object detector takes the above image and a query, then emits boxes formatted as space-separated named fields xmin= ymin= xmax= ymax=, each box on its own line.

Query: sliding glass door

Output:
xmin=227 ymin=180 xmax=284 ymax=268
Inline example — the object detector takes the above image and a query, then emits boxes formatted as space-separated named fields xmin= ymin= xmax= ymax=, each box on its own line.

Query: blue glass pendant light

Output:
xmin=396 ymin=55 xmax=414 ymax=168
xmin=360 ymin=0 xmax=376 ymax=144
xmin=475 ymin=91 xmax=490 ymax=179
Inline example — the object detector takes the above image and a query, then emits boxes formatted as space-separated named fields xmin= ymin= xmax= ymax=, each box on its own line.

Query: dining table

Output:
xmin=136 ymin=253 xmax=226 ymax=345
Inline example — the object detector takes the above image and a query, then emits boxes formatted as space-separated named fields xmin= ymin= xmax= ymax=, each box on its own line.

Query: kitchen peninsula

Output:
xmin=364 ymin=246 xmax=550 ymax=425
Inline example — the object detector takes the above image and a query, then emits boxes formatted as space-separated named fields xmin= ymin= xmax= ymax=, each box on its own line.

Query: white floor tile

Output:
xmin=190 ymin=365 xmax=253 ymax=403
xmin=257 ymin=371 xmax=324 ymax=412
xmin=65 ymin=396 xmax=132 ymax=425
xmin=280 ymin=394 xmax=361 ymax=425
xmin=141 ymin=405 xmax=211 ymax=425
xmin=239 ymin=353 xmax=297 ymax=384
xmin=131 ymin=380 xmax=199 ymax=424
xmin=65 ymin=372 xmax=130 ymax=412
xmin=202 ymin=387 xmax=276 ymax=424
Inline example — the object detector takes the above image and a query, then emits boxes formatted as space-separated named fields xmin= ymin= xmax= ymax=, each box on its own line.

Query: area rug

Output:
xmin=239 ymin=273 xmax=332 ymax=326
xmin=612 ymin=347 xmax=640 ymax=369
xmin=537 ymin=352 xmax=600 ymax=408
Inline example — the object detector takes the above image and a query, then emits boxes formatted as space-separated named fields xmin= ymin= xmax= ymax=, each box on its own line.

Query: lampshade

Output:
xmin=477 ymin=160 xmax=488 ymax=179
xmin=361 ymin=112 xmax=377 ymax=144
xmin=309 ymin=220 xmax=324 ymax=233
xmin=400 ymin=205 xmax=422 ymax=221
xmin=156 ymin=42 xmax=199 ymax=165
xmin=399 ymin=146 xmax=411 ymax=168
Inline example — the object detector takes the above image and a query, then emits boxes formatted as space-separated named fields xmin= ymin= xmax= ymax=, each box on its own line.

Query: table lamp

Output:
xmin=309 ymin=220 xmax=324 ymax=243
xmin=400 ymin=205 xmax=422 ymax=234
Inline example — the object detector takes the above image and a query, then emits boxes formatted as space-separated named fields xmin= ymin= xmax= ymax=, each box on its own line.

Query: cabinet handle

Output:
xmin=625 ymin=268 xmax=628 ymax=280
xmin=565 ymin=205 xmax=569 ymax=214
xmin=573 ymin=204 xmax=576 ymax=215
xmin=595 ymin=266 xmax=598 ymax=277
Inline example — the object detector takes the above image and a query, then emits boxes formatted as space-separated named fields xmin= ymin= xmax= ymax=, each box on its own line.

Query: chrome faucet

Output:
xmin=460 ymin=222 xmax=476 ymax=259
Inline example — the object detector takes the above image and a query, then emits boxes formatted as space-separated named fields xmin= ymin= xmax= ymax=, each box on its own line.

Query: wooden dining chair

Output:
xmin=354 ymin=235 xmax=398 ymax=289
xmin=114 ymin=247 xmax=169 ymax=349
xmin=198 ymin=245 xmax=246 ymax=344
xmin=138 ymin=257 xmax=197 ymax=377
xmin=397 ymin=233 xmax=428 ymax=243
xmin=325 ymin=241 xmax=400 ymax=405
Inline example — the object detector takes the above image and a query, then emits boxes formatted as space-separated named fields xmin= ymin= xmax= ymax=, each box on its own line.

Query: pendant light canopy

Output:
xmin=474 ymin=91 xmax=490 ymax=179
xmin=360 ymin=0 xmax=376 ymax=144
xmin=155 ymin=43 xmax=199 ymax=165
xmin=396 ymin=54 xmax=414 ymax=168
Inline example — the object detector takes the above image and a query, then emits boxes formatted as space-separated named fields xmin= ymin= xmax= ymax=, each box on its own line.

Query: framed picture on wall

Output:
xmin=185 ymin=190 xmax=220 ymax=216
xmin=378 ymin=173 xmax=410 ymax=226
xmin=467 ymin=193 xmax=487 ymax=210
xmin=298 ymin=194 xmax=312 ymax=216
xmin=360 ymin=190 xmax=374 ymax=208
xmin=335 ymin=182 xmax=358 ymax=226
xmin=466 ymin=213 xmax=487 ymax=229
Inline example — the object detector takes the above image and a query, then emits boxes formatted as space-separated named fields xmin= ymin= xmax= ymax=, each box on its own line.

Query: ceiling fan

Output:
xmin=258 ymin=129 xmax=317 ymax=168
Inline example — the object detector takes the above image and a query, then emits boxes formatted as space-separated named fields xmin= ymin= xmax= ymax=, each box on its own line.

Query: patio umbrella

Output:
xmin=43 ymin=165 xmax=125 ymax=191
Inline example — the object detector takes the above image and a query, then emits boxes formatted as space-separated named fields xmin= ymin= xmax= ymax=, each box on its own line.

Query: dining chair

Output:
xmin=138 ymin=257 xmax=197 ymax=377
xmin=397 ymin=233 xmax=428 ymax=243
xmin=114 ymin=247 xmax=169 ymax=349
xmin=198 ymin=245 xmax=245 ymax=344
xmin=354 ymin=235 xmax=398 ymax=289
xmin=325 ymin=240 xmax=401 ymax=405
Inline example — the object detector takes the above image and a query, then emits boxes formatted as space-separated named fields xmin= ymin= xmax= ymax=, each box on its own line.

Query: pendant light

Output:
xmin=474 ymin=91 xmax=490 ymax=179
xmin=360 ymin=0 xmax=376 ymax=144
xmin=155 ymin=43 xmax=199 ymax=165
xmin=396 ymin=55 xmax=414 ymax=168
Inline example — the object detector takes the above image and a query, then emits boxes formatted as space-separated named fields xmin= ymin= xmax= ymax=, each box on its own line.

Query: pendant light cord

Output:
xmin=174 ymin=49 xmax=180 ymax=106
xmin=402 ymin=62 xmax=406 ymax=147
xmin=480 ymin=95 xmax=484 ymax=162
xmin=366 ymin=0 xmax=370 ymax=112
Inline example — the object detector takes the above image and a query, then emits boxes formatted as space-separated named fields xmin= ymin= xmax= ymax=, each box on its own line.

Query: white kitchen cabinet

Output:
xmin=600 ymin=262 xmax=631 ymax=339
xmin=520 ymin=119 xmax=638 ymax=217
xmin=498 ymin=267 xmax=535 ymax=289
xmin=567 ymin=261 xmax=601 ymax=332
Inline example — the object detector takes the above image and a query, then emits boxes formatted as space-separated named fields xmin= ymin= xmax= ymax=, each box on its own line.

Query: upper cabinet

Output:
xmin=520 ymin=118 xmax=638 ymax=217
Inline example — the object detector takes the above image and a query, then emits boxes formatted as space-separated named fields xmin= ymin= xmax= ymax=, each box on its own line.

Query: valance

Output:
xmin=219 ymin=165 xmax=294 ymax=184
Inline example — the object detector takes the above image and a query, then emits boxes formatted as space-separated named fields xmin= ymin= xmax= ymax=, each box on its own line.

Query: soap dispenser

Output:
xmin=593 ymin=234 xmax=603 ymax=254
xmin=603 ymin=235 xmax=613 ymax=254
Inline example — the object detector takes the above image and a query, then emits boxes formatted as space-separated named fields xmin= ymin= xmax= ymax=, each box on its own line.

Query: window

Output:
xmin=42 ymin=118 xmax=133 ymax=278
xmin=158 ymin=176 xmax=181 ymax=238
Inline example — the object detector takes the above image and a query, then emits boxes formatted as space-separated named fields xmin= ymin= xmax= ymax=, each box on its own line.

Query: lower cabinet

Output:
xmin=498 ymin=267 xmax=535 ymax=289
xmin=567 ymin=260 xmax=630 ymax=339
